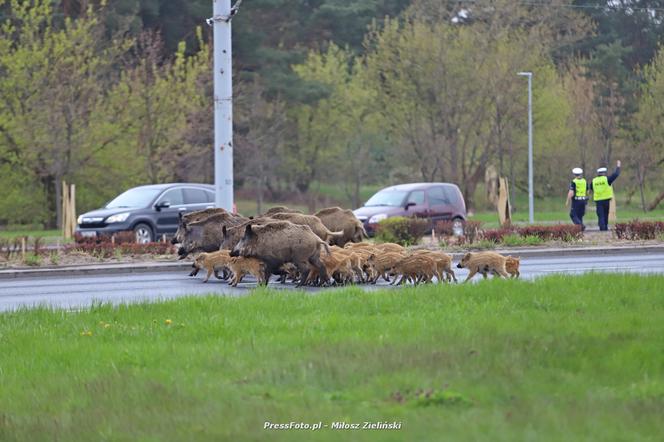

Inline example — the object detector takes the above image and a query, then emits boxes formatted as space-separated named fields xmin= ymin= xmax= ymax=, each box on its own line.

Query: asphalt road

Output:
xmin=1 ymin=253 xmax=663 ymax=312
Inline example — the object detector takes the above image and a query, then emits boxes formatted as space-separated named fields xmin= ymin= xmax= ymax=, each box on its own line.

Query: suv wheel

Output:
xmin=134 ymin=223 xmax=154 ymax=244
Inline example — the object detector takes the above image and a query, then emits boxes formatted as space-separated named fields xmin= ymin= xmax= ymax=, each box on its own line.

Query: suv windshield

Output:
xmin=365 ymin=190 xmax=408 ymax=207
xmin=106 ymin=187 xmax=162 ymax=209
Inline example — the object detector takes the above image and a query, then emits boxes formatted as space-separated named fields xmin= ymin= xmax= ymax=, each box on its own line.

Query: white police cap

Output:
xmin=572 ymin=167 xmax=583 ymax=175
xmin=597 ymin=167 xmax=608 ymax=173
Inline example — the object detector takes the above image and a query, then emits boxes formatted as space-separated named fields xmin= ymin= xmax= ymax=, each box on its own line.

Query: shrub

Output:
xmin=614 ymin=220 xmax=664 ymax=240
xmin=375 ymin=217 xmax=429 ymax=246
xmin=516 ymin=225 xmax=582 ymax=242
xmin=65 ymin=241 xmax=175 ymax=258
xmin=74 ymin=231 xmax=136 ymax=245
xmin=481 ymin=227 xmax=515 ymax=243
xmin=435 ymin=220 xmax=482 ymax=244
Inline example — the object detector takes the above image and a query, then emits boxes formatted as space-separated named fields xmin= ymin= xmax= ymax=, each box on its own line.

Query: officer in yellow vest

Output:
xmin=590 ymin=160 xmax=621 ymax=231
xmin=565 ymin=167 xmax=588 ymax=229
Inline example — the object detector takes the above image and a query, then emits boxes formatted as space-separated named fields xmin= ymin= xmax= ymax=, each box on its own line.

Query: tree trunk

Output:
xmin=647 ymin=191 xmax=664 ymax=212
xmin=54 ymin=175 xmax=63 ymax=230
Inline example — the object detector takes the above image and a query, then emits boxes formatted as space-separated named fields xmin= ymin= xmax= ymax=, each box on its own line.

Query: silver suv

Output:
xmin=75 ymin=183 xmax=215 ymax=243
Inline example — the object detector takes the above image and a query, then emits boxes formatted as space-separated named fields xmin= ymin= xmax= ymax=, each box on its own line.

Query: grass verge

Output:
xmin=1 ymin=274 xmax=663 ymax=441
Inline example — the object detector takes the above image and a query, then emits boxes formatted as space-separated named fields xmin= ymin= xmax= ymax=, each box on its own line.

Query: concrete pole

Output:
xmin=213 ymin=0 xmax=234 ymax=211
xmin=518 ymin=72 xmax=534 ymax=224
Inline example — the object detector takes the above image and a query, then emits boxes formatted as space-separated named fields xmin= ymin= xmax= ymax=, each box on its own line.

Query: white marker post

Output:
xmin=212 ymin=0 xmax=234 ymax=211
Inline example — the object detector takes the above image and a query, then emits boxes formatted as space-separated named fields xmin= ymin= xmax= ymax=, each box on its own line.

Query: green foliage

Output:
xmin=374 ymin=216 xmax=429 ymax=246
xmin=1 ymin=275 xmax=663 ymax=440
xmin=501 ymin=234 xmax=544 ymax=247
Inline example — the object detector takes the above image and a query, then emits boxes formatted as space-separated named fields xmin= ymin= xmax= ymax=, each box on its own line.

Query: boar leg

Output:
xmin=463 ymin=268 xmax=477 ymax=283
xmin=203 ymin=266 xmax=213 ymax=283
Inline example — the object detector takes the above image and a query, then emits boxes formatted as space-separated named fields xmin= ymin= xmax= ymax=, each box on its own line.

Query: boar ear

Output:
xmin=245 ymin=224 xmax=254 ymax=235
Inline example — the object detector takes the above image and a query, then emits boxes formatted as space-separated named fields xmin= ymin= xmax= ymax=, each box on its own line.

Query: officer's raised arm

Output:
xmin=608 ymin=160 xmax=621 ymax=184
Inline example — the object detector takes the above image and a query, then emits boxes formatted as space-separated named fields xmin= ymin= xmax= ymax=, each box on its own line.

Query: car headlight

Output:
xmin=106 ymin=212 xmax=130 ymax=223
xmin=368 ymin=213 xmax=388 ymax=224
xmin=77 ymin=215 xmax=83 ymax=225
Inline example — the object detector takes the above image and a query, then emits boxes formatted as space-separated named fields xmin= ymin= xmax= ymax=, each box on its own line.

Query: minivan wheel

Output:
xmin=452 ymin=217 xmax=464 ymax=237
xmin=133 ymin=223 xmax=154 ymax=244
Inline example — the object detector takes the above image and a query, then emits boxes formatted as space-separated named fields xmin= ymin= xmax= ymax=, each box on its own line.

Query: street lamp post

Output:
xmin=517 ymin=71 xmax=534 ymax=224
xmin=211 ymin=0 xmax=234 ymax=212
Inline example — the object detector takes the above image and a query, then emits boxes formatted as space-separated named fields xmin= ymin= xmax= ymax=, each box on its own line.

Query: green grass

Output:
xmin=1 ymin=274 xmax=663 ymax=441
xmin=470 ymin=192 xmax=664 ymax=227
xmin=500 ymin=234 xmax=545 ymax=247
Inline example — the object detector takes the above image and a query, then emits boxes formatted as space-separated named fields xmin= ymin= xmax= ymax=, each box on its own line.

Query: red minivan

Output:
xmin=352 ymin=182 xmax=467 ymax=236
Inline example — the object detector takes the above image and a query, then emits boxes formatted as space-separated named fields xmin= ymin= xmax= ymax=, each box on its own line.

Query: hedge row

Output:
xmin=65 ymin=241 xmax=175 ymax=258
xmin=614 ymin=220 xmax=664 ymax=240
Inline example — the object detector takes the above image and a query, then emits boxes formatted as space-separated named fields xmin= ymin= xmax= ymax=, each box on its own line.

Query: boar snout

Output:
xmin=171 ymin=236 xmax=179 ymax=245
xmin=229 ymin=249 xmax=240 ymax=257
xmin=456 ymin=263 xmax=463 ymax=269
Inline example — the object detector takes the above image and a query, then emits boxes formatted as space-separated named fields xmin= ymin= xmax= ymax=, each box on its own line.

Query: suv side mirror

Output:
xmin=404 ymin=202 xmax=416 ymax=211
xmin=155 ymin=200 xmax=171 ymax=211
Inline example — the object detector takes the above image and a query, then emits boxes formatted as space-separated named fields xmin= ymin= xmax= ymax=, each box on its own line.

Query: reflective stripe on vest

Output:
xmin=573 ymin=178 xmax=587 ymax=198
xmin=592 ymin=176 xmax=613 ymax=201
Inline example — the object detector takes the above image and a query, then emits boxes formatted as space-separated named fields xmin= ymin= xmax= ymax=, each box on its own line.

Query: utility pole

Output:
xmin=517 ymin=71 xmax=534 ymax=224
xmin=211 ymin=0 xmax=234 ymax=211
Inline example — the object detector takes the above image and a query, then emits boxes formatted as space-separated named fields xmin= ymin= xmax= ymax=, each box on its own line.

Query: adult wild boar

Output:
xmin=314 ymin=207 xmax=368 ymax=246
xmin=177 ymin=211 xmax=248 ymax=259
xmin=172 ymin=208 xmax=232 ymax=245
xmin=220 ymin=217 xmax=275 ymax=251
xmin=230 ymin=221 xmax=330 ymax=287
xmin=267 ymin=212 xmax=344 ymax=244
xmin=262 ymin=206 xmax=303 ymax=216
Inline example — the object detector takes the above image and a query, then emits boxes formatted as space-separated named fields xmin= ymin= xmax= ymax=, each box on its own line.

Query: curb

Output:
xmin=1 ymin=245 xmax=664 ymax=280
xmin=0 ymin=261 xmax=193 ymax=280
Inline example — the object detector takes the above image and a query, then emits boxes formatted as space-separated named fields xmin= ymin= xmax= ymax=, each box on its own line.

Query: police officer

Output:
xmin=565 ymin=167 xmax=588 ymax=229
xmin=590 ymin=160 xmax=621 ymax=231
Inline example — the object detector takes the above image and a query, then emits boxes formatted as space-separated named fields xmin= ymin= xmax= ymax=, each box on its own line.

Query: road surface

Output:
xmin=1 ymin=253 xmax=663 ymax=312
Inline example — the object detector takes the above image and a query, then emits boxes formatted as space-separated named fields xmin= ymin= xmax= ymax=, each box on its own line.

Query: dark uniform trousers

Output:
xmin=596 ymin=199 xmax=611 ymax=231
xmin=570 ymin=199 xmax=586 ymax=226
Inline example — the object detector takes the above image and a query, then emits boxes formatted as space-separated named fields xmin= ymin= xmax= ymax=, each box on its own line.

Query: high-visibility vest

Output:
xmin=572 ymin=178 xmax=587 ymax=198
xmin=592 ymin=176 xmax=613 ymax=201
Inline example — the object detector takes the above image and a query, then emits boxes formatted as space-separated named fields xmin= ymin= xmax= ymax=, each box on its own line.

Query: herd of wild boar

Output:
xmin=171 ymin=206 xmax=521 ymax=287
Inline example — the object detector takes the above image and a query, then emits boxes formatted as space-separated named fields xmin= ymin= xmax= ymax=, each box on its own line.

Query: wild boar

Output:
xmin=389 ymin=255 xmax=437 ymax=285
xmin=172 ymin=208 xmax=231 ymax=245
xmin=374 ymin=242 xmax=406 ymax=254
xmin=230 ymin=221 xmax=330 ymax=287
xmin=365 ymin=252 xmax=407 ymax=284
xmin=262 ymin=206 xmax=303 ymax=216
xmin=267 ymin=213 xmax=344 ymax=244
xmin=456 ymin=252 xmax=510 ymax=282
xmin=226 ymin=256 xmax=267 ymax=287
xmin=505 ymin=256 xmax=521 ymax=279
xmin=314 ymin=207 xmax=368 ymax=246
xmin=220 ymin=217 xmax=275 ymax=251
xmin=177 ymin=211 xmax=249 ymax=259
xmin=409 ymin=249 xmax=457 ymax=283
xmin=193 ymin=250 xmax=232 ymax=283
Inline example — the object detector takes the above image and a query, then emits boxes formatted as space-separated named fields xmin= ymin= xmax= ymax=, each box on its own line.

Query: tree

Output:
xmin=630 ymin=46 xmax=664 ymax=211
xmin=0 ymin=0 xmax=132 ymax=227
xmin=363 ymin=12 xmax=576 ymax=209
